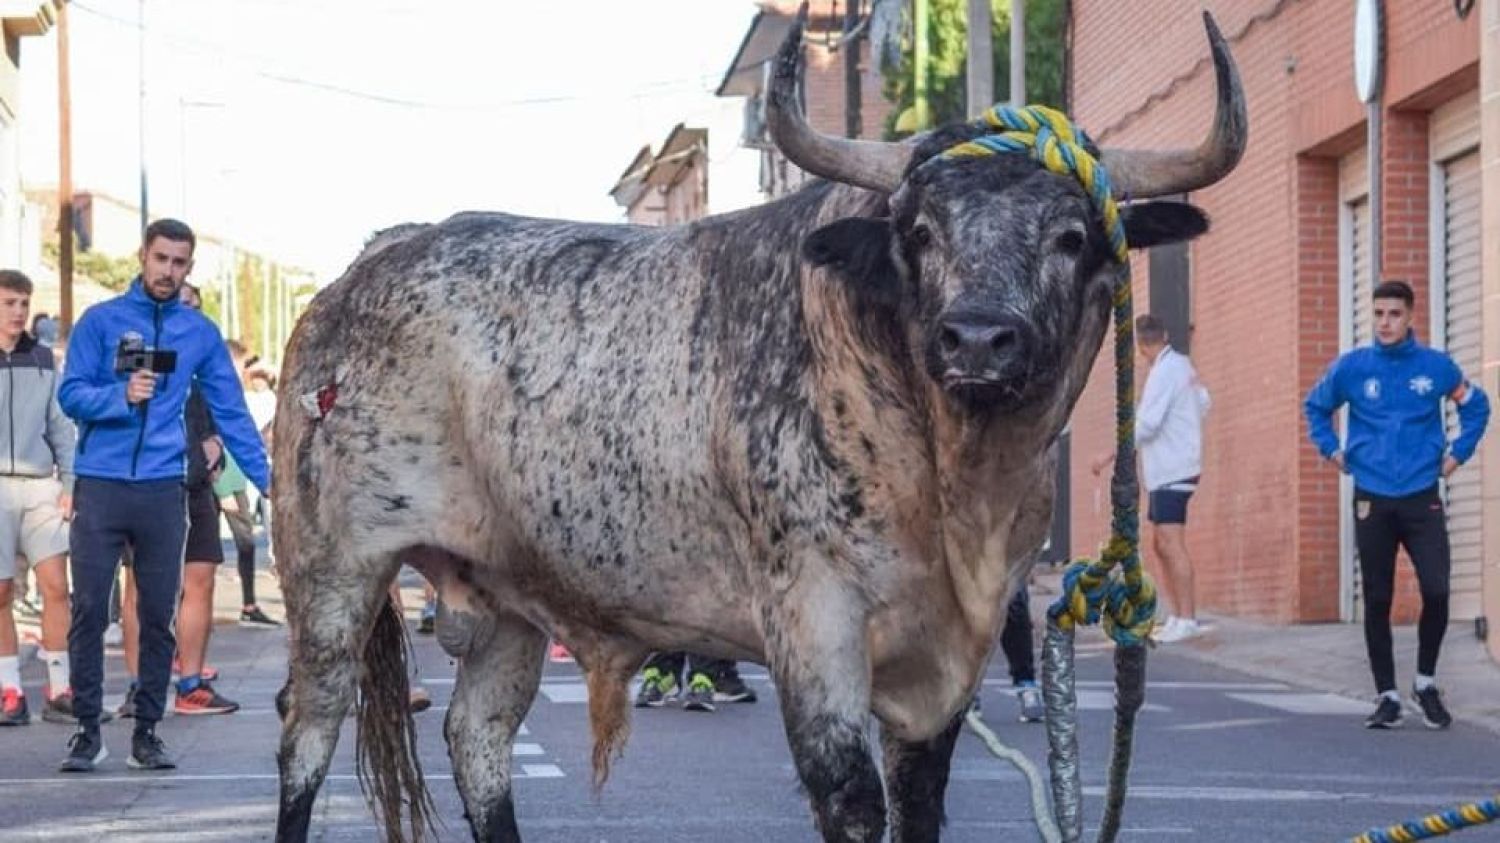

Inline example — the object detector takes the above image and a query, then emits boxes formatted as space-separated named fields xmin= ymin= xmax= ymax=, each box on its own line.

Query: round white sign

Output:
xmin=1353 ymin=0 xmax=1383 ymax=103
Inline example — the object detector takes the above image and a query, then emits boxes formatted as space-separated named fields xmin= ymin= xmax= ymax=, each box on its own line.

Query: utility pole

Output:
xmin=965 ymin=0 xmax=993 ymax=118
xmin=56 ymin=0 xmax=74 ymax=331
xmin=843 ymin=0 xmax=862 ymax=138
xmin=913 ymin=0 xmax=930 ymax=129
xmin=138 ymin=0 xmax=149 ymax=233
xmin=1009 ymin=0 xmax=1026 ymax=106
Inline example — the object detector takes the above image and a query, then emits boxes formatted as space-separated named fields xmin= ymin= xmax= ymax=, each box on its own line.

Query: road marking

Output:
xmin=513 ymin=742 xmax=544 ymax=757
xmin=1164 ymin=717 xmax=1284 ymax=732
xmin=1226 ymin=692 xmax=1371 ymax=715
xmin=0 ymin=767 xmax=568 ymax=785
xmin=538 ymin=682 xmax=589 ymax=703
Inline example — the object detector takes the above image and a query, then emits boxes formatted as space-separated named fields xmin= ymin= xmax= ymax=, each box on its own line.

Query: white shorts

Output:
xmin=0 ymin=477 xmax=69 ymax=580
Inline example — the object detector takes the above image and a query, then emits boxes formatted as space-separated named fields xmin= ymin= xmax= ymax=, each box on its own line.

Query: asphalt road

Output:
xmin=3 ymin=590 xmax=1499 ymax=842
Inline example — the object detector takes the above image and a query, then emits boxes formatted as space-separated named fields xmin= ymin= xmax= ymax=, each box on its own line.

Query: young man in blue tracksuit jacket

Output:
xmin=1305 ymin=280 xmax=1489 ymax=732
xmin=56 ymin=219 xmax=270 ymax=773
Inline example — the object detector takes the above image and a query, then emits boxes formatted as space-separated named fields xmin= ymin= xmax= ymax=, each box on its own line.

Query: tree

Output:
xmin=883 ymin=0 xmax=1068 ymax=138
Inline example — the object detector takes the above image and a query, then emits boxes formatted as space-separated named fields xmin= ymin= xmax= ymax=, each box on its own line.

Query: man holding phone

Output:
xmin=57 ymin=219 xmax=269 ymax=772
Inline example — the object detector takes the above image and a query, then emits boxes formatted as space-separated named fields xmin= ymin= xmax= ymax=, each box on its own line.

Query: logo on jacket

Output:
xmin=1362 ymin=378 xmax=1381 ymax=401
xmin=1409 ymin=375 xmax=1434 ymax=396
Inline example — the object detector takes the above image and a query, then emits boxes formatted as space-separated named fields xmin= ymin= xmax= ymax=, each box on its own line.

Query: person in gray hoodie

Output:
xmin=0 ymin=270 xmax=78 ymax=726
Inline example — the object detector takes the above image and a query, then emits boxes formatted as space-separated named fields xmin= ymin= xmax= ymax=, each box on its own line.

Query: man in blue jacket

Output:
xmin=56 ymin=219 xmax=270 ymax=772
xmin=1305 ymin=280 xmax=1490 ymax=731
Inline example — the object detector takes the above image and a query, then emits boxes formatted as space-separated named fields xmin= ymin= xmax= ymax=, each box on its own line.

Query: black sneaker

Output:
xmin=713 ymin=672 xmax=758 ymax=704
xmin=238 ymin=606 xmax=282 ymax=628
xmin=0 ymin=688 xmax=30 ymax=726
xmin=682 ymin=673 xmax=716 ymax=713
xmin=117 ymin=685 xmax=139 ymax=719
xmin=59 ymin=729 xmax=107 ymax=772
xmin=1365 ymin=695 xmax=1405 ymax=729
xmin=1412 ymin=685 xmax=1453 ymax=730
xmin=633 ymin=668 xmax=679 ymax=708
xmin=128 ymin=730 xmax=176 ymax=770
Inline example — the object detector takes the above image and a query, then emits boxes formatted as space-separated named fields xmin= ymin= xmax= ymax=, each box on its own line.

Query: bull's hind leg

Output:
xmin=880 ymin=712 xmax=964 ymax=843
xmin=276 ymin=559 xmax=396 ymax=842
xmin=768 ymin=578 xmax=886 ymax=843
xmin=443 ymin=608 xmax=547 ymax=842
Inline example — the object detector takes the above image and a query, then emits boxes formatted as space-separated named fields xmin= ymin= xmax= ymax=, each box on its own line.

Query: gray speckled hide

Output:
xmin=271 ymin=160 xmax=1149 ymax=842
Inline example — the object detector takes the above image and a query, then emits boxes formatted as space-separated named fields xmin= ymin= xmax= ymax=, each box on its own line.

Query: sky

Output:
xmin=18 ymin=0 xmax=767 ymax=283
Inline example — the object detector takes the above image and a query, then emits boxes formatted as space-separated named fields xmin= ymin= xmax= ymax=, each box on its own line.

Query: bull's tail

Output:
xmin=355 ymin=597 xmax=438 ymax=843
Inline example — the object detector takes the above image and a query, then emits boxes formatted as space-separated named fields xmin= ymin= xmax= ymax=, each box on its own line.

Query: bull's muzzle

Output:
xmin=937 ymin=312 xmax=1033 ymax=392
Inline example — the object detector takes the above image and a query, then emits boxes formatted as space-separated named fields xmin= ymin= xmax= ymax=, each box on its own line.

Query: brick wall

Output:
xmin=1070 ymin=0 xmax=1478 ymax=624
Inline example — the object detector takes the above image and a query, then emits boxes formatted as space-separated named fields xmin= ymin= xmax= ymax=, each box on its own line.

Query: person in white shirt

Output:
xmin=1093 ymin=314 xmax=1210 ymax=642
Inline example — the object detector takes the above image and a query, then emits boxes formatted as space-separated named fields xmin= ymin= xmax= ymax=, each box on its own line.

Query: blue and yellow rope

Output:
xmin=941 ymin=104 xmax=1155 ymax=644
xmin=1350 ymin=795 xmax=1500 ymax=842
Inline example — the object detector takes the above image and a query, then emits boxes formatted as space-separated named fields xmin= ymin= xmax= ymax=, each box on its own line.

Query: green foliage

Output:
xmin=882 ymin=0 xmax=1068 ymax=139
xmin=40 ymin=239 xmax=138 ymax=292
xmin=235 ymin=253 xmax=265 ymax=352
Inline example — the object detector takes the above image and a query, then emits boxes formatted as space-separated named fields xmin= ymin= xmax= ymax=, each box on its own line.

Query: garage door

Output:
xmin=1439 ymin=151 xmax=1483 ymax=620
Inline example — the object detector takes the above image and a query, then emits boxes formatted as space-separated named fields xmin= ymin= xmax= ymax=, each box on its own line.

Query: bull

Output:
xmin=272 ymin=9 xmax=1245 ymax=842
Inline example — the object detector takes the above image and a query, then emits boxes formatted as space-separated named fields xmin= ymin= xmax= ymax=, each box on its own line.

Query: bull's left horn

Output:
xmin=1099 ymin=11 xmax=1248 ymax=199
xmin=766 ymin=2 xmax=911 ymax=193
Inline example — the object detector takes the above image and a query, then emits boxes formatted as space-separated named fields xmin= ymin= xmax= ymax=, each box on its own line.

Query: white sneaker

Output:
xmin=1151 ymin=616 xmax=1181 ymax=642
xmin=103 ymin=622 xmax=124 ymax=647
xmin=1155 ymin=617 xmax=1202 ymax=643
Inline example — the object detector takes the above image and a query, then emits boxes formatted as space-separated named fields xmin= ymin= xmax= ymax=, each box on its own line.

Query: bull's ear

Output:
xmin=803 ymin=218 xmax=902 ymax=310
xmin=803 ymin=218 xmax=894 ymax=282
xmin=1120 ymin=201 xmax=1209 ymax=249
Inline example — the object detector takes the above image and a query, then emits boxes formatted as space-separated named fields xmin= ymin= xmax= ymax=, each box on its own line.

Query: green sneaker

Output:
xmin=633 ymin=667 xmax=679 ymax=708
xmin=682 ymin=672 xmax=716 ymax=713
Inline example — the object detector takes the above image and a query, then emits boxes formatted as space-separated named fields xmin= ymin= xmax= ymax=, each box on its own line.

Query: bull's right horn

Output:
xmin=1099 ymin=11 xmax=1248 ymax=199
xmin=766 ymin=3 xmax=912 ymax=194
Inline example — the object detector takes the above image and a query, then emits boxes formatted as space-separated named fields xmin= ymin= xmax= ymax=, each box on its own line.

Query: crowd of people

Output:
xmin=0 ymin=218 xmax=1487 ymax=782
xmin=0 ymin=219 xmax=282 ymax=771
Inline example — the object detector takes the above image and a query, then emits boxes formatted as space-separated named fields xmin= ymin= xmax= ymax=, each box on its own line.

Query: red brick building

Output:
xmin=1068 ymin=1 xmax=1495 ymax=646
xmin=718 ymin=0 xmax=893 ymax=198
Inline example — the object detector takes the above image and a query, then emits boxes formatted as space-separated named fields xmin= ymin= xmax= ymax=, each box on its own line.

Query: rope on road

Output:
xmin=964 ymin=709 xmax=1063 ymax=843
xmin=1348 ymin=796 xmax=1500 ymax=842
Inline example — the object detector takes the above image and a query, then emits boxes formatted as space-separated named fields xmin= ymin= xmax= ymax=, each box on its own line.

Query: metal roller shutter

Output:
xmin=1440 ymin=152 xmax=1483 ymax=620
xmin=1350 ymin=199 xmax=1372 ymax=347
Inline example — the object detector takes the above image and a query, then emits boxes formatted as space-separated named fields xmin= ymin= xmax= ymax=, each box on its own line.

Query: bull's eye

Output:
xmin=909 ymin=224 xmax=932 ymax=250
xmin=1052 ymin=230 xmax=1084 ymax=256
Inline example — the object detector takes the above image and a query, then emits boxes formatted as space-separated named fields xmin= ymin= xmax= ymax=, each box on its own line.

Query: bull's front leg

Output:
xmin=880 ymin=712 xmax=964 ymax=843
xmin=767 ymin=575 xmax=886 ymax=843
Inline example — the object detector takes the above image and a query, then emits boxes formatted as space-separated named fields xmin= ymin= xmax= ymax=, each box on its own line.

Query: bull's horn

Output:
xmin=766 ymin=3 xmax=911 ymax=193
xmin=1100 ymin=11 xmax=1248 ymax=199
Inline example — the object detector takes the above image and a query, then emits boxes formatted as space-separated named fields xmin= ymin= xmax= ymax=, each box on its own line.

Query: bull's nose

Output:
xmin=938 ymin=315 xmax=1029 ymax=377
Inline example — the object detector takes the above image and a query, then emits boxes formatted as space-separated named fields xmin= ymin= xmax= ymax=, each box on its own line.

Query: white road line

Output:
xmin=1226 ymin=692 xmax=1372 ymax=715
xmin=1164 ymin=717 xmax=1284 ymax=732
xmin=538 ymin=682 xmax=589 ymax=703
xmin=0 ymin=768 xmax=568 ymax=785
xmin=513 ymin=742 xmax=544 ymax=757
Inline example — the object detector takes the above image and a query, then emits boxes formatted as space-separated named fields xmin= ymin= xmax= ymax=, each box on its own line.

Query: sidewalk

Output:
xmin=1032 ymin=568 xmax=1500 ymax=735
xmin=1167 ymin=614 xmax=1500 ymax=735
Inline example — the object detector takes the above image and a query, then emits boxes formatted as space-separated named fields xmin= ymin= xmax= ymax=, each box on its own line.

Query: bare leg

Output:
xmin=32 ymin=556 xmax=69 ymax=654
xmin=1156 ymin=524 xmax=1196 ymax=619
xmin=176 ymin=562 xmax=217 ymax=679
xmin=122 ymin=568 xmax=138 ymax=677
xmin=0 ymin=580 xmax=16 ymax=658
